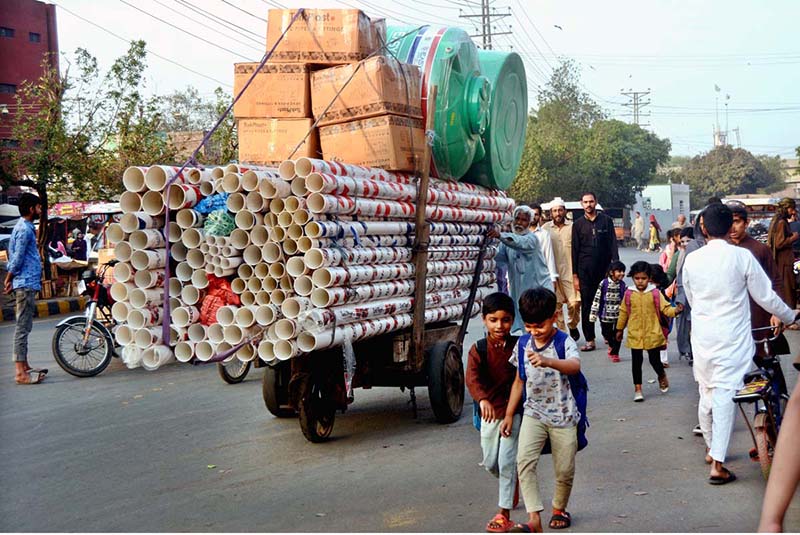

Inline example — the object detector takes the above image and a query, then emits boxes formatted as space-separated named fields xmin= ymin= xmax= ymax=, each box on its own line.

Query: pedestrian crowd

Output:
xmin=484 ymin=194 xmax=800 ymax=532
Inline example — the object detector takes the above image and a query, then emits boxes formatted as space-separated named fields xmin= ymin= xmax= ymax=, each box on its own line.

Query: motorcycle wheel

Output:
xmin=51 ymin=317 xmax=113 ymax=377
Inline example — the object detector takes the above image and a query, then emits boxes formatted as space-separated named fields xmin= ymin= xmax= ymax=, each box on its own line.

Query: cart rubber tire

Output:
xmin=217 ymin=359 xmax=251 ymax=384
xmin=427 ymin=341 xmax=465 ymax=424
xmin=298 ymin=372 xmax=336 ymax=442
xmin=52 ymin=317 xmax=113 ymax=377
xmin=262 ymin=362 xmax=295 ymax=418
xmin=755 ymin=425 xmax=774 ymax=480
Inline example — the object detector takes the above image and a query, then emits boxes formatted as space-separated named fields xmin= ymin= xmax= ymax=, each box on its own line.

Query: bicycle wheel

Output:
xmin=51 ymin=317 xmax=113 ymax=377
xmin=755 ymin=425 xmax=776 ymax=480
xmin=217 ymin=358 xmax=251 ymax=384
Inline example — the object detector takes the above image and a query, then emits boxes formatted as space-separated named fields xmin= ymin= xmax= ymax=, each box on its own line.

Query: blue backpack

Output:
xmin=517 ymin=330 xmax=589 ymax=453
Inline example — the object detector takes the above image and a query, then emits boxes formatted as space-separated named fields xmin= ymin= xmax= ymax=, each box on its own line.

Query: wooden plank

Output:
xmin=410 ymin=85 xmax=437 ymax=373
xmin=394 ymin=323 xmax=460 ymax=364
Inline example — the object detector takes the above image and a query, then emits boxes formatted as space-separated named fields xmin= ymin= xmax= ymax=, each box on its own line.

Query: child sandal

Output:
xmin=486 ymin=514 xmax=513 ymax=533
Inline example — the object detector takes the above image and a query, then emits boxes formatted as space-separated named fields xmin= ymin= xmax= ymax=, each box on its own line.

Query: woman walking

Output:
xmin=767 ymin=198 xmax=799 ymax=309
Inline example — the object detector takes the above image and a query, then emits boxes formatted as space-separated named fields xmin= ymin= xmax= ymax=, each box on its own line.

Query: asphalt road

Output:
xmin=1 ymin=247 xmax=798 ymax=532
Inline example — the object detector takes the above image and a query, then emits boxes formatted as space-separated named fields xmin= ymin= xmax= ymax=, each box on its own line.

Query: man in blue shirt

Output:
xmin=4 ymin=193 xmax=46 ymax=384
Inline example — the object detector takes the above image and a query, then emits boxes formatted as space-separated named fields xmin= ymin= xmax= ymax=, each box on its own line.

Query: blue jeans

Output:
xmin=14 ymin=288 xmax=36 ymax=362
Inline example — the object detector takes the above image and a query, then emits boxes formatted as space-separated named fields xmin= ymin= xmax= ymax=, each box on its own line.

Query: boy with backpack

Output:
xmin=588 ymin=260 xmax=626 ymax=362
xmin=466 ymin=292 xmax=521 ymax=533
xmin=616 ymin=261 xmax=684 ymax=402
xmin=502 ymin=288 xmax=588 ymax=532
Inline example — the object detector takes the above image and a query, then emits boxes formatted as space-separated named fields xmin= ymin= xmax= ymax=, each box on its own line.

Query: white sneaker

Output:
xmin=634 ymin=391 xmax=644 ymax=402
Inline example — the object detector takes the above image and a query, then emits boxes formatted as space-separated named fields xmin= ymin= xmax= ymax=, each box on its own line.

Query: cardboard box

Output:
xmin=318 ymin=115 xmax=425 ymax=172
xmin=233 ymin=63 xmax=311 ymax=118
xmin=266 ymin=9 xmax=383 ymax=65
xmin=311 ymin=56 xmax=422 ymax=126
xmin=238 ymin=118 xmax=320 ymax=164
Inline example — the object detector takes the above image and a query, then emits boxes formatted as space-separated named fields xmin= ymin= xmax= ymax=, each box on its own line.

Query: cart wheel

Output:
xmin=427 ymin=341 xmax=465 ymax=424
xmin=217 ymin=359 xmax=251 ymax=384
xmin=262 ymin=361 xmax=295 ymax=418
xmin=755 ymin=425 xmax=776 ymax=479
xmin=298 ymin=371 xmax=336 ymax=443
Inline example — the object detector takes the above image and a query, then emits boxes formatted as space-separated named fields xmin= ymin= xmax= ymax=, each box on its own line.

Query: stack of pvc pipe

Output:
xmin=110 ymin=158 xmax=512 ymax=369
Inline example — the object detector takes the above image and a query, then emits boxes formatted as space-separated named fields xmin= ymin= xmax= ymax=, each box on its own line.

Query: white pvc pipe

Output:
xmin=199 ymin=242 xmax=210 ymax=255
xmin=174 ymin=342 xmax=195 ymax=363
xmin=145 ymin=165 xmax=181 ymax=191
xmin=181 ymin=228 xmax=204 ymax=249
xmin=250 ymin=225 xmax=269 ymax=247
xmin=208 ymin=245 xmax=220 ymax=257
xmin=181 ymin=285 xmax=205 ymax=306
xmin=170 ymin=241 xmax=188 ymax=263
xmin=115 ymin=324 xmax=134 ymax=346
xmin=135 ymin=327 xmax=163 ymax=349
xmin=293 ymin=275 xmax=313 ymax=297
xmin=223 ymin=325 xmax=251 ymax=345
xmin=119 ymin=191 xmax=142 ymax=214
xmin=123 ymin=166 xmax=148 ymax=192
xmin=110 ymin=281 xmax=135 ymax=302
xmin=287 ymin=224 xmax=304 ymax=241
xmin=194 ymin=341 xmax=217 ymax=362
xmin=261 ymin=276 xmax=278 ymax=292
xmin=241 ymin=291 xmax=256 ymax=307
xmin=113 ymin=262 xmax=134 ymax=283
xmin=255 ymin=304 xmax=279 ymax=326
xmin=281 ymin=296 xmax=312 ymax=319
xmin=235 ymin=305 xmax=258 ymax=328
xmin=176 ymin=209 xmax=204 ymax=229
xmin=258 ymin=340 xmax=275 ymax=362
xmin=296 ymin=236 xmax=314 ymax=254
xmin=222 ymin=172 xmax=242 ymax=193
xmin=186 ymin=249 xmax=205 ymax=270
xmin=255 ymin=290 xmax=271 ymax=306
xmin=170 ymin=297 xmax=182 ymax=312
xmin=107 ymin=223 xmax=126 ymax=245
xmin=167 ymin=183 xmax=200 ymax=210
xmin=245 ymin=191 xmax=265 ymax=212
xmin=208 ymin=323 xmax=225 ymax=344
xmin=187 ymin=323 xmax=207 ymax=343
xmin=241 ymin=245 xmax=260 ymax=266
xmin=292 ymin=209 xmax=311 ymax=226
xmin=236 ymin=343 xmax=256 ymax=363
xmin=111 ymin=301 xmax=130 ymax=323
xmin=130 ymin=229 xmax=166 ymax=250
xmin=141 ymin=190 xmax=166 ymax=216
xmin=290 ymin=176 xmax=307 ymax=197
xmin=277 ymin=210 xmax=293 ymax=228
xmin=270 ymin=289 xmax=287 ymax=306
xmin=185 ymin=167 xmax=208 ymax=185
xmin=279 ymin=275 xmax=293 ymax=292
xmin=268 ymin=262 xmax=285 ymax=279
xmin=120 ymin=212 xmax=164 ymax=233
xmin=214 ymin=266 xmax=236 ymax=278
xmin=168 ymin=222 xmax=182 ymax=243
xmin=230 ymin=228 xmax=250 ymax=250
xmin=199 ymin=180 xmax=215 ymax=197
xmin=285 ymin=256 xmax=308 ymax=278
xmin=275 ymin=339 xmax=299 ymax=361
xmin=211 ymin=166 xmax=226 ymax=180
xmin=278 ymin=160 xmax=295 ymax=180
xmin=129 ymin=287 xmax=164 ymax=308
xmin=216 ymin=305 xmax=238 ymax=326
xmin=141 ymin=345 xmax=174 ymax=371
xmin=127 ymin=307 xmax=162 ymax=329
xmin=169 ymin=325 xmax=189 ymax=345
xmin=191 ymin=269 xmax=209 ymax=289
xmin=266 ymin=324 xmax=279 ymax=342
xmin=282 ymin=239 xmax=298 ymax=256
xmin=169 ymin=278 xmax=183 ymax=298
xmin=259 ymin=176 xmax=291 ymax=199
xmin=172 ymin=306 xmax=200 ymax=328
xmin=247 ymin=277 xmax=262 ymax=294
xmin=234 ymin=210 xmax=263 ymax=231
xmin=254 ymin=263 xmax=270 ymax=280
xmin=237 ymin=264 xmax=253 ymax=280
xmin=231 ymin=278 xmax=247 ymax=294
xmin=261 ymin=243 xmax=283 ymax=263
xmin=227 ymin=192 xmax=246 ymax=213
xmin=175 ymin=261 xmax=194 ymax=282
xmin=275 ymin=318 xmax=296 ymax=340
xmin=134 ymin=269 xmax=165 ymax=290
xmin=268 ymin=226 xmax=285 ymax=243
xmin=269 ymin=198 xmax=284 ymax=215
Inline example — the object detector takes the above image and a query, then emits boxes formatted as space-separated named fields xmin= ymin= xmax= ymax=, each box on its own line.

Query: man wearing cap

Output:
xmin=543 ymin=197 xmax=581 ymax=340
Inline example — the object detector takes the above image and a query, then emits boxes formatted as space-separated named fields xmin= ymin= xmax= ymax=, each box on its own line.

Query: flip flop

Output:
xmin=549 ymin=510 xmax=572 ymax=530
xmin=508 ymin=523 xmax=539 ymax=533
xmin=709 ymin=469 xmax=736 ymax=485
xmin=580 ymin=343 xmax=596 ymax=352
xmin=486 ymin=513 xmax=513 ymax=533
xmin=29 ymin=368 xmax=49 ymax=375
xmin=16 ymin=370 xmax=45 ymax=385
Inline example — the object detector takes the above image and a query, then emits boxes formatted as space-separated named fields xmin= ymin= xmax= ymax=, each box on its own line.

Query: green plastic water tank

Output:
xmin=466 ymin=51 xmax=528 ymax=190
xmin=386 ymin=26 xmax=527 ymax=190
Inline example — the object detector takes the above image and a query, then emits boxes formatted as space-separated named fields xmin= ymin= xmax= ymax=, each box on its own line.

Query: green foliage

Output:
xmin=676 ymin=146 xmax=785 ymax=208
xmin=509 ymin=59 xmax=670 ymax=207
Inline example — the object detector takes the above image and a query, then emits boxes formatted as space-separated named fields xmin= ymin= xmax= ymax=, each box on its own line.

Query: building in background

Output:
xmin=630 ymin=182 xmax=691 ymax=232
xmin=0 ymin=0 xmax=59 ymax=150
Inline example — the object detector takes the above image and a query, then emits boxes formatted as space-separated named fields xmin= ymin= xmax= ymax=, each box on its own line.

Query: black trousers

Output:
xmin=631 ymin=348 xmax=666 ymax=385
xmin=600 ymin=321 xmax=621 ymax=356
xmin=579 ymin=275 xmax=603 ymax=342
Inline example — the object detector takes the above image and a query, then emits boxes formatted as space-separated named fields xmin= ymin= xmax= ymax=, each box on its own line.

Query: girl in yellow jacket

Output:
xmin=616 ymin=261 xmax=684 ymax=402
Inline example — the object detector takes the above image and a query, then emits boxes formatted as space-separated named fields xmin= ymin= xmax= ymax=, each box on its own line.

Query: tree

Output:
xmin=0 ymin=41 xmax=174 ymax=237
xmin=677 ymin=146 xmax=784 ymax=208
xmin=510 ymin=59 xmax=670 ymax=206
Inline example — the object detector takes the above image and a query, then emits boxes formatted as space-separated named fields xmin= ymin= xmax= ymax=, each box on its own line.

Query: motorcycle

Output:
xmin=51 ymin=260 xmax=120 ymax=377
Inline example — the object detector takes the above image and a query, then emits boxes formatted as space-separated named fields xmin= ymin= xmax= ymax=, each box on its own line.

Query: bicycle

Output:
xmin=51 ymin=260 xmax=120 ymax=377
xmin=732 ymin=325 xmax=791 ymax=479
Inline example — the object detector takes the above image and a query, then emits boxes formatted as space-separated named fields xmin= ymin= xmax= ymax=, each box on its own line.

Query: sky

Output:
xmin=52 ymin=0 xmax=800 ymax=158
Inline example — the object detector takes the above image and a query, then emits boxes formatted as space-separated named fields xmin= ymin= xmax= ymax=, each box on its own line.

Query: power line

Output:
xmin=459 ymin=0 xmax=510 ymax=51
xmin=620 ymin=89 xmax=651 ymax=127
xmin=175 ymin=0 xmax=265 ymax=42
xmin=149 ymin=0 xmax=264 ymax=51
xmin=117 ymin=0 xmax=256 ymax=61
xmin=54 ymin=3 xmax=233 ymax=88
xmin=220 ymin=0 xmax=267 ymax=23
xmin=258 ymin=0 xmax=288 ymax=9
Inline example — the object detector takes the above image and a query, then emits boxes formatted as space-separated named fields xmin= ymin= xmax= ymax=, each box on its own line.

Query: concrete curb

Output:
xmin=2 ymin=296 xmax=87 ymax=322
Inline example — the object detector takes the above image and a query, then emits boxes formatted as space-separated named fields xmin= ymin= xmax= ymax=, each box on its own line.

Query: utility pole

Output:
xmin=459 ymin=0 xmax=511 ymax=50
xmin=620 ymin=89 xmax=651 ymax=127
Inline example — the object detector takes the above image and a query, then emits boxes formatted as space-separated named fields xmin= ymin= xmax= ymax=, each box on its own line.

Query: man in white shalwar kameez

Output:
xmin=494 ymin=206 xmax=554 ymax=333
xmin=683 ymin=203 xmax=797 ymax=484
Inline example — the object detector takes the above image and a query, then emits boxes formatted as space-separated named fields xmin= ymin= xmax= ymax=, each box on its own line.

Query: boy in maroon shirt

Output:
xmin=467 ymin=292 xmax=521 ymax=532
